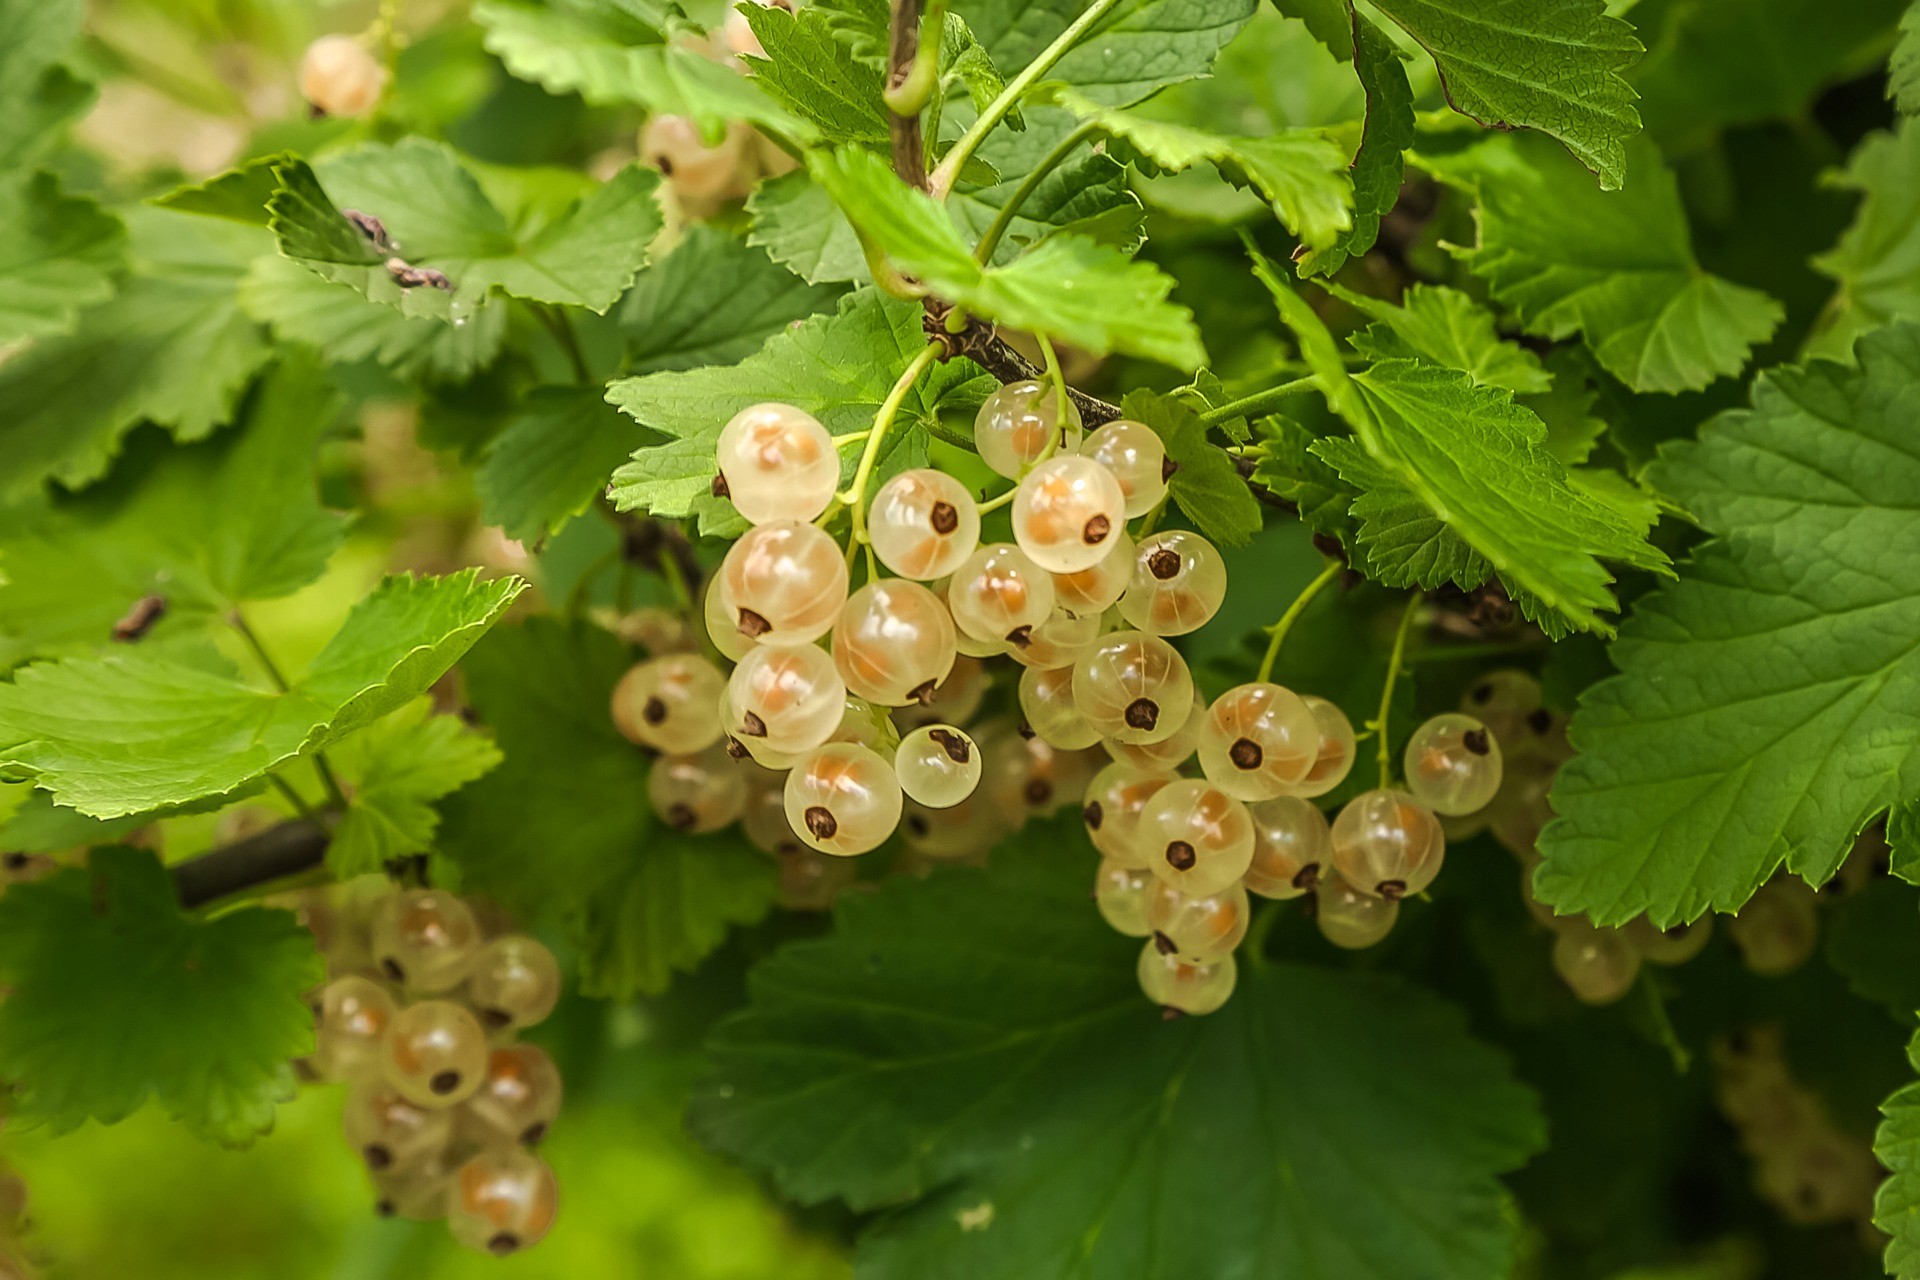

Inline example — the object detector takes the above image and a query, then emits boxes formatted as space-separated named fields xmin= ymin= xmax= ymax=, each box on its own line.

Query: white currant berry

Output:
xmin=311 ymin=975 xmax=397 ymax=1083
xmin=980 ymin=724 xmax=1101 ymax=821
xmin=831 ymin=580 xmax=957 ymax=707
xmin=380 ymin=999 xmax=490 ymax=1108
xmin=449 ymin=1148 xmax=559 ymax=1256
xmin=371 ymin=890 xmax=482 ymax=992
xmin=1084 ymin=418 xmax=1172 ymax=518
xmin=609 ymin=605 xmax=694 ymax=654
xmin=1018 ymin=664 xmax=1102 ymax=750
xmin=714 ymin=402 xmax=839 ymax=524
xmin=1459 ymin=669 xmax=1543 ymax=752
xmin=1330 ymin=789 xmax=1444 ymax=901
xmin=727 ymin=643 xmax=846 ymax=754
xmin=649 ymin=743 xmax=748 ymax=832
xmin=610 ymin=653 xmax=726 ymax=753
xmin=1011 ymin=455 xmax=1126 ymax=574
xmin=702 ymin=578 xmax=753 ymax=662
xmin=1404 ymin=713 xmax=1504 ymax=815
xmin=1284 ymin=695 xmax=1358 ymax=799
xmin=1245 ymin=795 xmax=1332 ymax=900
xmin=785 ymin=742 xmax=902 ymax=856
xmin=344 ymin=1079 xmax=454 ymax=1174
xmin=1094 ymin=860 xmax=1156 ymax=936
xmin=1071 ymin=630 xmax=1194 ymax=744
xmin=1624 ymin=914 xmax=1713 ymax=966
xmin=1486 ymin=754 xmax=1558 ymax=856
xmin=1146 ymin=879 xmax=1249 ymax=961
xmin=1052 ymin=527 xmax=1133 ymax=619
xmin=718 ymin=520 xmax=848 ymax=646
xmin=1196 ymin=681 xmax=1319 ymax=801
xmin=775 ymin=845 xmax=862 ymax=909
xmin=1082 ymin=761 xmax=1174 ymax=868
xmin=894 ymin=725 xmax=981 ymax=808
xmin=974 ymin=379 xmax=1081 ymax=479
xmin=742 ymin=771 xmax=805 ymax=857
xmin=1727 ymin=880 xmax=1819 ymax=977
xmin=1136 ymin=943 xmax=1236 ymax=1015
xmin=371 ymin=1148 xmax=458 ymax=1221
xmin=1008 ymin=608 xmax=1102 ymax=671
xmin=300 ymin=35 xmax=388 ymax=118
xmin=946 ymin=543 xmax=1056 ymax=648
xmin=1551 ymin=921 xmax=1640 ymax=1004
xmin=460 ymin=1043 xmax=563 ymax=1149
xmin=1118 ymin=530 xmax=1227 ymax=637
xmin=1141 ymin=780 xmax=1256 ymax=897
xmin=640 ymin=114 xmax=746 ymax=199
xmin=1103 ymin=694 xmax=1204 ymax=771
xmin=891 ymin=654 xmax=987 ymax=731
xmin=464 ymin=935 xmax=562 ymax=1032
xmin=1314 ymin=871 xmax=1399 ymax=949
xmin=900 ymin=791 xmax=1011 ymax=859
xmin=868 ymin=469 xmax=981 ymax=581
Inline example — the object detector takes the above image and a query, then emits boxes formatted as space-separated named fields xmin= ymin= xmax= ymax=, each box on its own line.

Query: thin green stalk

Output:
xmin=843 ymin=342 xmax=944 ymax=549
xmin=927 ymin=0 xmax=1126 ymax=197
xmin=1242 ymin=900 xmax=1283 ymax=969
xmin=535 ymin=304 xmax=591 ymax=384
xmin=1199 ymin=378 xmax=1318 ymax=426
xmin=568 ymin=547 xmax=621 ymax=618
xmin=1373 ymin=595 xmax=1423 ymax=789
xmin=1134 ymin=491 xmax=1170 ymax=538
xmin=978 ymin=484 xmax=1018 ymax=514
xmin=268 ymin=774 xmax=319 ymax=823
xmin=972 ymin=120 xmax=1101 ymax=263
xmin=231 ymin=609 xmax=351 ymax=812
xmin=1255 ymin=560 xmax=1343 ymax=684
xmin=655 ymin=541 xmax=694 ymax=613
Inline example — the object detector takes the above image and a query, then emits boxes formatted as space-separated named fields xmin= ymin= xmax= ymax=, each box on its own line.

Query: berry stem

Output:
xmin=972 ymin=119 xmax=1101 ymax=264
xmin=1198 ymin=378 xmax=1318 ymax=427
xmin=842 ymin=341 xmax=944 ymax=550
xmin=1255 ymin=560 xmax=1343 ymax=685
xmin=1373 ymin=594 xmax=1424 ymax=789
xmin=927 ymin=0 xmax=1125 ymax=197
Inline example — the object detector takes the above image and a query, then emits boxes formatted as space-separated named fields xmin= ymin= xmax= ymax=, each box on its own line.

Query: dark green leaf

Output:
xmin=0 ymin=173 xmax=124 ymax=345
xmin=328 ymin=700 xmax=502 ymax=877
xmin=741 ymin=5 xmax=889 ymax=146
xmin=1811 ymin=117 xmax=1920 ymax=363
xmin=1296 ymin=10 xmax=1416 ymax=276
xmin=477 ymin=385 xmax=650 ymax=543
xmin=1119 ymin=389 xmax=1263 ymax=546
xmin=956 ymin=0 xmax=1260 ymax=107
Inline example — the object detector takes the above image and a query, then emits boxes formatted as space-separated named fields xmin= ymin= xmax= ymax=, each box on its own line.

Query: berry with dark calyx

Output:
xmin=1144 ymin=879 xmax=1250 ymax=960
xmin=1011 ymin=456 xmax=1127 ymax=574
xmin=713 ymin=402 xmax=839 ymax=524
xmin=1082 ymin=761 xmax=1174 ymax=867
xmin=1245 ymin=796 xmax=1332 ymax=900
xmin=448 ymin=1148 xmax=559 ymax=1256
xmin=1083 ymin=418 xmax=1169 ymax=518
xmin=1136 ymin=942 xmax=1236 ymax=1015
xmin=1072 ymin=631 xmax=1194 ymax=746
xmin=1329 ymin=790 xmax=1445 ymax=901
xmin=894 ymin=725 xmax=982 ymax=808
xmin=717 ymin=520 xmax=849 ymax=647
xmin=727 ymin=644 xmax=847 ymax=755
xmin=610 ymin=653 xmax=726 ymax=753
xmin=381 ymin=1000 xmax=490 ymax=1108
xmin=343 ymin=1079 xmax=455 ymax=1174
xmin=868 ymin=469 xmax=981 ymax=580
xmin=1140 ymin=780 xmax=1255 ymax=896
xmin=458 ymin=1043 xmax=563 ymax=1149
xmin=1404 ymin=713 xmax=1505 ymax=816
xmin=370 ymin=890 xmax=482 ymax=994
xmin=463 ymin=935 xmax=562 ymax=1032
xmin=1118 ymin=531 xmax=1226 ymax=636
xmin=832 ymin=580 xmax=958 ymax=707
xmin=784 ymin=742 xmax=903 ymax=856
xmin=1196 ymin=682 xmax=1319 ymax=801
xmin=947 ymin=544 xmax=1056 ymax=646
xmin=640 ymin=114 xmax=747 ymax=198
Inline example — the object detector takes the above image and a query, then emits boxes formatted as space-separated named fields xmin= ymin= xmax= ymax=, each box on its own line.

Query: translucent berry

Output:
xmin=1404 ymin=713 xmax=1504 ymax=816
xmin=1084 ymin=418 xmax=1171 ymax=518
xmin=716 ymin=520 xmax=849 ymax=647
xmin=311 ymin=975 xmax=396 ymax=1083
xmin=1081 ymin=762 xmax=1173 ymax=868
xmin=1459 ymin=669 xmax=1543 ymax=752
xmin=891 ymin=654 xmax=987 ymax=731
xmin=1137 ymin=943 xmax=1236 ymax=1015
xmin=1094 ymin=860 xmax=1155 ymax=936
xmin=947 ymin=543 xmax=1056 ymax=647
xmin=449 ymin=1148 xmax=559 ymax=1256
xmin=460 ymin=1044 xmax=563 ymax=1148
xmin=1314 ymin=872 xmax=1399 ymax=949
xmin=1330 ymin=789 xmax=1445 ymax=901
xmin=465 ymin=935 xmax=562 ymax=1032
xmin=727 ymin=643 xmax=846 ymax=755
xmin=1008 ymin=608 xmax=1101 ymax=671
xmin=1727 ymin=880 xmax=1819 ymax=977
xmin=702 ymin=578 xmax=752 ymax=662
xmin=344 ymin=1079 xmax=454 ymax=1173
xmin=785 ymin=742 xmax=902 ymax=856
xmin=775 ymin=845 xmax=862 ymax=909
xmin=832 ymin=580 xmax=957 ymax=707
xmin=1551 ymin=921 xmax=1640 ymax=1004
xmin=1196 ymin=682 xmax=1318 ymax=801
xmin=981 ymin=726 xmax=1100 ymax=822
xmin=1018 ymin=664 xmax=1101 ymax=750
xmin=1011 ymin=455 xmax=1126 ymax=574
xmin=371 ymin=890 xmax=482 ymax=992
xmin=1052 ymin=528 xmax=1134 ymax=619
xmin=714 ymin=402 xmax=838 ymax=525
xmin=1072 ymin=630 xmax=1194 ymax=745
xmin=1486 ymin=754 xmax=1558 ymax=856
xmin=649 ymin=744 xmax=747 ymax=831
xmin=1103 ymin=695 xmax=1204 ymax=772
xmin=974 ymin=379 xmax=1081 ymax=479
xmin=640 ymin=114 xmax=745 ymax=199
xmin=869 ymin=469 xmax=981 ymax=581
xmin=610 ymin=653 xmax=726 ymax=753
xmin=894 ymin=725 xmax=981 ymax=808
xmin=900 ymin=792 xmax=1011 ymax=860
xmin=1245 ymin=795 xmax=1331 ymax=900
xmin=1146 ymin=880 xmax=1249 ymax=961
xmin=300 ymin=35 xmax=387 ymax=118
xmin=1118 ymin=531 xmax=1227 ymax=637
xmin=1284 ymin=696 xmax=1357 ymax=799
xmin=382 ymin=1000 xmax=489 ymax=1108
xmin=1625 ymin=914 xmax=1714 ymax=967
xmin=371 ymin=1148 xmax=458 ymax=1221
xmin=1140 ymin=780 xmax=1255 ymax=897
xmin=742 ymin=770 xmax=804 ymax=857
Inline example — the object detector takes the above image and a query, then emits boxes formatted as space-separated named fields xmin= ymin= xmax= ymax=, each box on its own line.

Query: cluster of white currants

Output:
xmin=638 ymin=2 xmax=798 ymax=205
xmin=286 ymin=883 xmax=563 ymax=1256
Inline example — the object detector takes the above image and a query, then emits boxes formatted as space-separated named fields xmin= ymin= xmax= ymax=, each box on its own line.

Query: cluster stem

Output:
xmin=842 ymin=341 xmax=944 ymax=552
xmin=1255 ymin=560 xmax=1343 ymax=685
xmin=1373 ymin=595 xmax=1424 ymax=789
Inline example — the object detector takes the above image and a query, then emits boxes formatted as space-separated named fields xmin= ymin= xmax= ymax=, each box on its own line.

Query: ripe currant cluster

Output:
xmin=1711 ymin=1026 xmax=1881 ymax=1235
xmin=638 ymin=1 xmax=799 ymax=207
xmin=285 ymin=881 xmax=563 ymax=1256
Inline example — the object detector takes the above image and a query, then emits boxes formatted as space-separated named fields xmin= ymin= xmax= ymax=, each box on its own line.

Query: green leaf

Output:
xmin=608 ymin=289 xmax=993 ymax=530
xmin=0 ymin=358 xmax=348 ymax=660
xmin=808 ymin=147 xmax=1205 ymax=368
xmin=1295 ymin=10 xmax=1416 ymax=276
xmin=1250 ymin=413 xmax=1358 ymax=543
xmin=0 ymin=846 xmax=322 ymax=1142
xmin=1051 ymin=89 xmax=1353 ymax=250
xmin=476 ymin=385 xmax=650 ymax=543
xmin=1536 ymin=324 xmax=1920 ymax=926
xmin=0 ymin=788 xmax=146 ymax=854
xmin=1877 ymin=1030 xmax=1920 ymax=1274
xmin=741 ymin=5 xmax=889 ymax=146
xmin=956 ymin=0 xmax=1260 ymax=107
xmin=1897 ymin=2 xmax=1920 ymax=115
xmin=0 ymin=174 xmax=124 ymax=345
xmin=0 ymin=571 xmax=524 ymax=817
xmin=270 ymin=142 xmax=665 ymax=317
xmin=151 ymin=155 xmax=285 ymax=226
xmin=1367 ymin=0 xmax=1643 ymax=190
xmin=691 ymin=814 xmax=1544 ymax=1279
xmin=1825 ymin=878 xmax=1920 ymax=1021
xmin=1424 ymin=133 xmax=1784 ymax=394
xmin=0 ymin=0 xmax=89 ymax=168
xmin=328 ymin=700 xmax=502 ymax=878
xmin=747 ymin=171 xmax=869 ymax=284
xmin=1331 ymin=281 xmax=1552 ymax=394
xmin=1811 ymin=118 xmax=1920 ymax=363
xmin=439 ymin=619 xmax=776 ymax=997
xmin=951 ymin=107 xmax=1145 ymax=266
xmin=1119 ymin=390 xmax=1263 ymax=546
xmin=0 ymin=208 xmax=271 ymax=497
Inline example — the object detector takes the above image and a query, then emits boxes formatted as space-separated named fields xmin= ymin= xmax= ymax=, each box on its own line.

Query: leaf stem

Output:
xmin=535 ymin=303 xmax=591 ymax=384
xmin=842 ymin=342 xmax=944 ymax=550
xmin=268 ymin=774 xmax=319 ymax=823
xmin=972 ymin=119 xmax=1102 ymax=264
xmin=1373 ymin=595 xmax=1423 ymax=790
xmin=229 ymin=609 xmax=351 ymax=812
xmin=927 ymin=0 xmax=1126 ymax=197
xmin=1256 ymin=560 xmax=1343 ymax=685
xmin=1198 ymin=378 xmax=1318 ymax=426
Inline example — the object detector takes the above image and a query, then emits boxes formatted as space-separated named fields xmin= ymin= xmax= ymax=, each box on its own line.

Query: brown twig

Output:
xmin=173 ymin=819 xmax=331 ymax=909
xmin=887 ymin=0 xmax=928 ymax=189
xmin=923 ymin=302 xmax=1123 ymax=426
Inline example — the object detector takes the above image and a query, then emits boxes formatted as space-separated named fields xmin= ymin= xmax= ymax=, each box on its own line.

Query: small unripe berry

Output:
xmin=300 ymin=35 xmax=388 ymax=118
